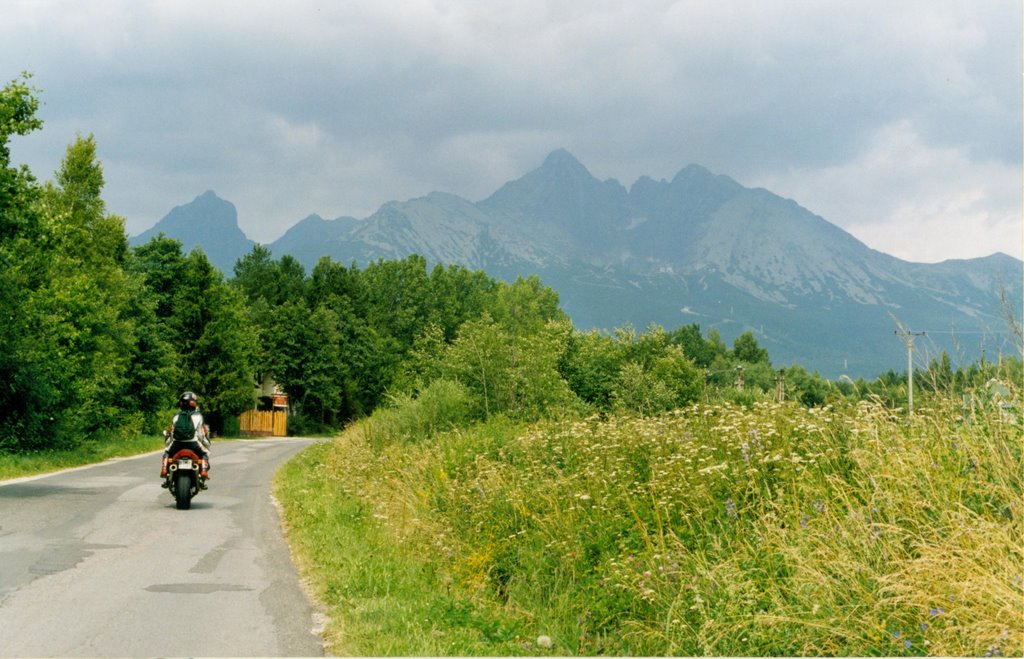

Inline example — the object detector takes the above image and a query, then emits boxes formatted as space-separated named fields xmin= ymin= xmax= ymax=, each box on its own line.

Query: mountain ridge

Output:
xmin=129 ymin=150 xmax=1022 ymax=378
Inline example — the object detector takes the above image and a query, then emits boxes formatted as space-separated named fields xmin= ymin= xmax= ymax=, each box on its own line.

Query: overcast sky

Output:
xmin=3 ymin=0 xmax=1021 ymax=263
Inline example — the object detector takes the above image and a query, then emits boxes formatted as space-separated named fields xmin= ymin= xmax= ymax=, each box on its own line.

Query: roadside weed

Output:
xmin=277 ymin=390 xmax=1022 ymax=656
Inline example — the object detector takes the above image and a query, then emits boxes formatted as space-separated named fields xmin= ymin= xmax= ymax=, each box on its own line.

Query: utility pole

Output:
xmin=895 ymin=328 xmax=926 ymax=416
xmin=775 ymin=368 xmax=786 ymax=403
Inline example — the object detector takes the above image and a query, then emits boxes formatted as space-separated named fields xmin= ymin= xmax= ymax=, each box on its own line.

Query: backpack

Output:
xmin=172 ymin=411 xmax=196 ymax=442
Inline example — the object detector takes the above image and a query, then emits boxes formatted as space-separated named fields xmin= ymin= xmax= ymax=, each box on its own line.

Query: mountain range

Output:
xmin=128 ymin=149 xmax=1023 ymax=379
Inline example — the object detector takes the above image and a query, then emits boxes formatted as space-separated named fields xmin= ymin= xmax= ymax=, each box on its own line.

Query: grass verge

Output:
xmin=0 ymin=434 xmax=166 ymax=481
xmin=274 ymin=428 xmax=531 ymax=656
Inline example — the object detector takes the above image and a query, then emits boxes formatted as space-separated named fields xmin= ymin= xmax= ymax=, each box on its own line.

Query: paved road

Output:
xmin=0 ymin=438 xmax=326 ymax=657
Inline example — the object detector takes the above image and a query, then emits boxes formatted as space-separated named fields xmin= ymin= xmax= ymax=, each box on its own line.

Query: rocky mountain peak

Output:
xmin=128 ymin=190 xmax=253 ymax=267
xmin=481 ymin=149 xmax=603 ymax=211
xmin=540 ymin=148 xmax=590 ymax=176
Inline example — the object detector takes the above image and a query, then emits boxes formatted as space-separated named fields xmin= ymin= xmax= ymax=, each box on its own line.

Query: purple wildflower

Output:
xmin=748 ymin=429 xmax=763 ymax=452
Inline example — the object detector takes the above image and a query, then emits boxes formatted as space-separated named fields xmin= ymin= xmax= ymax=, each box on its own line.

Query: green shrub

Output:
xmin=365 ymin=379 xmax=475 ymax=447
xmin=220 ymin=414 xmax=241 ymax=437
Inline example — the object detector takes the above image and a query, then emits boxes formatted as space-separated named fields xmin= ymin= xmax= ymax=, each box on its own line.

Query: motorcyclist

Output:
xmin=160 ymin=391 xmax=211 ymax=485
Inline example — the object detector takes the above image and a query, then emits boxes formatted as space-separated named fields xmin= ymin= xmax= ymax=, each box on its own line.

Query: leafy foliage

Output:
xmin=0 ymin=99 xmax=170 ymax=448
xmin=0 ymin=79 xmax=265 ymax=448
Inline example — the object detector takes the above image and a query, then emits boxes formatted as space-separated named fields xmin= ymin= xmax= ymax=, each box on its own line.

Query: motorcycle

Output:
xmin=162 ymin=430 xmax=208 ymax=510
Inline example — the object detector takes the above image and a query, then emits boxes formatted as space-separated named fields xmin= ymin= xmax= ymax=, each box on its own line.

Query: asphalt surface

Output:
xmin=0 ymin=438 xmax=326 ymax=657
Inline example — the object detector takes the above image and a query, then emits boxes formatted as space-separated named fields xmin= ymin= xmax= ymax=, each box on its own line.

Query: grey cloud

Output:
xmin=1 ymin=0 xmax=1020 ymax=258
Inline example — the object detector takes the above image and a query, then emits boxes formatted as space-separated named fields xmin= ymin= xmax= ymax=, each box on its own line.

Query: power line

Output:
xmin=913 ymin=330 xmax=1011 ymax=335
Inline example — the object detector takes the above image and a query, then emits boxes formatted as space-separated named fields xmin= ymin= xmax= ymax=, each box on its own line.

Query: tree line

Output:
xmin=2 ymin=76 xmax=1019 ymax=453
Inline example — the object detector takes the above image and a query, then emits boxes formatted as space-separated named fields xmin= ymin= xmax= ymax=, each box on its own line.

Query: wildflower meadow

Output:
xmin=276 ymin=388 xmax=1022 ymax=656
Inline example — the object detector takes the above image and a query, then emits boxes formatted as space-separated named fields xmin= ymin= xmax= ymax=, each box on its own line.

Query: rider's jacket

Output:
xmin=167 ymin=410 xmax=211 ymax=453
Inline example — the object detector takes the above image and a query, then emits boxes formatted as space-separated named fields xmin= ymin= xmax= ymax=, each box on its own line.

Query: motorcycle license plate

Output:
xmin=178 ymin=459 xmax=193 ymax=469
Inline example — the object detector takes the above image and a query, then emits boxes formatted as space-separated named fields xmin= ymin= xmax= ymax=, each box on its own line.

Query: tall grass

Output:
xmin=276 ymin=386 xmax=1022 ymax=656
xmin=275 ymin=417 xmax=530 ymax=656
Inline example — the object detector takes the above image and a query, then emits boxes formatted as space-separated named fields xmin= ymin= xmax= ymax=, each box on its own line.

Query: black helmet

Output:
xmin=178 ymin=391 xmax=198 ymax=410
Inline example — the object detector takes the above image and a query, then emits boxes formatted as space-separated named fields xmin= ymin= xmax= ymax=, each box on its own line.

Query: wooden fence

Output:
xmin=239 ymin=409 xmax=288 ymax=437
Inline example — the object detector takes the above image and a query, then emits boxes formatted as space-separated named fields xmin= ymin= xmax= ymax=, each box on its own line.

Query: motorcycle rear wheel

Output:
xmin=174 ymin=475 xmax=192 ymax=510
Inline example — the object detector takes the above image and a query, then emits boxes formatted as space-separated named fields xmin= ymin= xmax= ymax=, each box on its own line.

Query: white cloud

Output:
xmin=266 ymin=116 xmax=328 ymax=158
xmin=753 ymin=120 xmax=1022 ymax=262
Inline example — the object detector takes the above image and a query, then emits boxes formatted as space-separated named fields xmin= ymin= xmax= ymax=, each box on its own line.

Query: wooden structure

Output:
xmin=241 ymin=375 xmax=290 ymax=436
xmin=240 ymin=409 xmax=288 ymax=437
